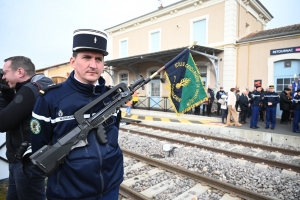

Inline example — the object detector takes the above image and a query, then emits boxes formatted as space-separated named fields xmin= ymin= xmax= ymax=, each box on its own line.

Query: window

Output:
xmin=120 ymin=73 xmax=128 ymax=85
xmin=276 ymin=78 xmax=293 ymax=92
xmin=150 ymin=31 xmax=160 ymax=52
xmin=193 ymin=19 xmax=206 ymax=45
xmin=120 ymin=40 xmax=128 ymax=58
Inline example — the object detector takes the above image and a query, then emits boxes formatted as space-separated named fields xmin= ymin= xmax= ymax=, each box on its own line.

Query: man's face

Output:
xmin=257 ymin=87 xmax=262 ymax=92
xmin=269 ymin=88 xmax=274 ymax=92
xmin=2 ymin=60 xmax=19 ymax=88
xmin=220 ymin=88 xmax=223 ymax=91
xmin=70 ymin=51 xmax=104 ymax=85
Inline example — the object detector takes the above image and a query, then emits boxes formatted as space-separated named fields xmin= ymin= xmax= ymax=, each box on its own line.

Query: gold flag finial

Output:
xmin=188 ymin=41 xmax=197 ymax=49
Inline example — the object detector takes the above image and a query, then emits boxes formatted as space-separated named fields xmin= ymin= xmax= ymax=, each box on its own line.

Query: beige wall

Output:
xmin=110 ymin=2 xmax=226 ymax=59
xmin=237 ymin=36 xmax=300 ymax=90
xmin=37 ymin=63 xmax=73 ymax=83
xmin=237 ymin=5 xmax=264 ymax=39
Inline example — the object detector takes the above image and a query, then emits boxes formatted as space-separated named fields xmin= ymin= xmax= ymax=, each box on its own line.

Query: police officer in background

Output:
xmin=0 ymin=57 xmax=53 ymax=200
xmin=263 ymin=85 xmax=280 ymax=130
xmin=31 ymin=29 xmax=123 ymax=200
xmin=292 ymin=89 xmax=300 ymax=133
xmin=250 ymin=85 xmax=262 ymax=129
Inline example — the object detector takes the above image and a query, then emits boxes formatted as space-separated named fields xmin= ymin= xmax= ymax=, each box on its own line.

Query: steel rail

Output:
xmin=120 ymin=127 xmax=300 ymax=173
xmin=119 ymin=184 xmax=150 ymax=200
xmin=129 ymin=123 xmax=300 ymax=156
xmin=122 ymin=149 xmax=277 ymax=200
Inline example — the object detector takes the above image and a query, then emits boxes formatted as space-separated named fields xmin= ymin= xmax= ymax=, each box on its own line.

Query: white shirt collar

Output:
xmin=74 ymin=74 xmax=99 ymax=86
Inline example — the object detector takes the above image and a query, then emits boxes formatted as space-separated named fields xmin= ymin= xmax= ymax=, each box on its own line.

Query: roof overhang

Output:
xmin=105 ymin=45 xmax=223 ymax=67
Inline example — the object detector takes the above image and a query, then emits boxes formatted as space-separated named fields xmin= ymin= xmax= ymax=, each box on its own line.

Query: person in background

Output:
xmin=30 ymin=29 xmax=123 ymax=200
xmin=292 ymin=89 xmax=300 ymax=133
xmin=226 ymin=88 xmax=242 ymax=127
xmin=263 ymin=85 xmax=280 ymax=130
xmin=125 ymin=99 xmax=133 ymax=116
xmin=220 ymin=92 xmax=228 ymax=124
xmin=132 ymin=91 xmax=138 ymax=109
xmin=250 ymin=85 xmax=262 ymax=129
xmin=216 ymin=86 xmax=225 ymax=116
xmin=206 ymin=85 xmax=215 ymax=117
xmin=247 ymin=87 xmax=254 ymax=118
xmin=280 ymin=87 xmax=292 ymax=124
xmin=0 ymin=56 xmax=53 ymax=200
xmin=259 ymin=87 xmax=266 ymax=122
xmin=238 ymin=89 xmax=249 ymax=124
xmin=235 ymin=89 xmax=240 ymax=111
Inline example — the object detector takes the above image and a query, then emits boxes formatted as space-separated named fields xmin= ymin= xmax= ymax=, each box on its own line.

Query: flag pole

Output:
xmin=149 ymin=42 xmax=197 ymax=79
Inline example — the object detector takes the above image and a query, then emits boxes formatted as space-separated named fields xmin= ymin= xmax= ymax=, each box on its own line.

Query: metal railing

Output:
xmin=131 ymin=97 xmax=219 ymax=115
xmin=132 ymin=97 xmax=174 ymax=112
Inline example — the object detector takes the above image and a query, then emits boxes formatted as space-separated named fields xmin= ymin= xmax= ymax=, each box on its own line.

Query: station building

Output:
xmin=37 ymin=0 xmax=300 ymax=109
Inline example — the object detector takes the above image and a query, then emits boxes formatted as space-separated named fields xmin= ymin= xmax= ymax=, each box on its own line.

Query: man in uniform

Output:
xmin=250 ymin=85 xmax=262 ymax=129
xmin=292 ymin=89 xmax=300 ymax=133
xmin=30 ymin=29 xmax=123 ymax=200
xmin=263 ymin=85 xmax=280 ymax=130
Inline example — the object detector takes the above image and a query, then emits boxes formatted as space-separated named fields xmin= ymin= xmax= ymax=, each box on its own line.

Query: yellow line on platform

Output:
xmin=130 ymin=114 xmax=138 ymax=119
xmin=177 ymin=119 xmax=192 ymax=123
xmin=161 ymin=118 xmax=171 ymax=122
xmin=145 ymin=116 xmax=153 ymax=121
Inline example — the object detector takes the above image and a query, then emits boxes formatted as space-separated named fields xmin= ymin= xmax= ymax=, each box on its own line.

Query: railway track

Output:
xmin=120 ymin=124 xmax=300 ymax=173
xmin=119 ymin=150 xmax=276 ymax=200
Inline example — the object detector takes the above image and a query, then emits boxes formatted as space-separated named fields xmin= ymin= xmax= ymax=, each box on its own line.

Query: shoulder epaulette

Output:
xmin=39 ymin=83 xmax=62 ymax=95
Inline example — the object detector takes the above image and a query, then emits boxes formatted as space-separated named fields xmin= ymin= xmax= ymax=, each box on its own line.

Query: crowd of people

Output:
xmin=197 ymin=84 xmax=300 ymax=133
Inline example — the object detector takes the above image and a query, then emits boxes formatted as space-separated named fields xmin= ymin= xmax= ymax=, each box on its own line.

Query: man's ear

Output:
xmin=70 ymin=57 xmax=75 ymax=68
xmin=17 ymin=68 xmax=25 ymax=78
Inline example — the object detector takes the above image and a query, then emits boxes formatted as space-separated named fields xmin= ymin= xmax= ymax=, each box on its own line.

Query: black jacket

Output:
xmin=216 ymin=90 xmax=225 ymax=100
xmin=239 ymin=94 xmax=249 ymax=111
xmin=207 ymin=88 xmax=215 ymax=103
xmin=280 ymin=91 xmax=292 ymax=111
xmin=0 ymin=74 xmax=53 ymax=161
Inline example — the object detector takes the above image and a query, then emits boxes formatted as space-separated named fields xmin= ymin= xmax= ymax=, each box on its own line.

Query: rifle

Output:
xmin=30 ymin=75 xmax=151 ymax=176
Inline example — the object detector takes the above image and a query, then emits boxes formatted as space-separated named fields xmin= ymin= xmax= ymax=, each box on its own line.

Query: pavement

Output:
xmin=121 ymin=108 xmax=300 ymax=148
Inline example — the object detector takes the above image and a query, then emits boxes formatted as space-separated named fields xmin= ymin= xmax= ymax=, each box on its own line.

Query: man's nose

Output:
xmin=89 ymin=59 xmax=97 ymax=68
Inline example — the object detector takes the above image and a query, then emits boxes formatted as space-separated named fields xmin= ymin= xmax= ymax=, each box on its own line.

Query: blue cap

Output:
xmin=73 ymin=29 xmax=108 ymax=56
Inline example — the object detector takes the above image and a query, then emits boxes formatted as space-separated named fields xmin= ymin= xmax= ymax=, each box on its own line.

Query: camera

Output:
xmin=0 ymin=69 xmax=9 ymax=90
xmin=16 ymin=141 xmax=31 ymax=161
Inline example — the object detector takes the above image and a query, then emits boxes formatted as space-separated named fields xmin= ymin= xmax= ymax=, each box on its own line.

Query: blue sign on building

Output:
xmin=270 ymin=46 xmax=300 ymax=55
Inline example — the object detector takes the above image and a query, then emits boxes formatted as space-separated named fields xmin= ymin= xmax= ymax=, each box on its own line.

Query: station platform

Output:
xmin=120 ymin=108 xmax=300 ymax=148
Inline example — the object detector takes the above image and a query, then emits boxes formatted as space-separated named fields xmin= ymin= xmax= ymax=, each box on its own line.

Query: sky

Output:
xmin=0 ymin=0 xmax=299 ymax=70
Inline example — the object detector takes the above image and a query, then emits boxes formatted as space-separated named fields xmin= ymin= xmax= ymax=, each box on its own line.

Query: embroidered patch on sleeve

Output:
xmin=30 ymin=118 xmax=41 ymax=134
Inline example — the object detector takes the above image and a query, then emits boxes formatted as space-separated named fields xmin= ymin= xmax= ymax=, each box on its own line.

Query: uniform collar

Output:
xmin=67 ymin=71 xmax=106 ymax=95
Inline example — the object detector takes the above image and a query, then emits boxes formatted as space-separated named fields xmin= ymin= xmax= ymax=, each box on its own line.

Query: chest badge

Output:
xmin=58 ymin=110 xmax=63 ymax=117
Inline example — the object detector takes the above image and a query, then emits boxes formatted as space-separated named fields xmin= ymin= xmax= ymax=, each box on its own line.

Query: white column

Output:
xmin=223 ymin=0 xmax=238 ymax=90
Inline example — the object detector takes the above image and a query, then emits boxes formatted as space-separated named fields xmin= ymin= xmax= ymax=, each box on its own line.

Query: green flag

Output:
xmin=164 ymin=48 xmax=207 ymax=115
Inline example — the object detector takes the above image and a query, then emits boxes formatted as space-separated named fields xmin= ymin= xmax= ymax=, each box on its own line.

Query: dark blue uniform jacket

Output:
xmin=292 ymin=94 xmax=300 ymax=111
xmin=250 ymin=91 xmax=262 ymax=106
xmin=31 ymin=71 xmax=123 ymax=199
xmin=263 ymin=92 xmax=280 ymax=108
